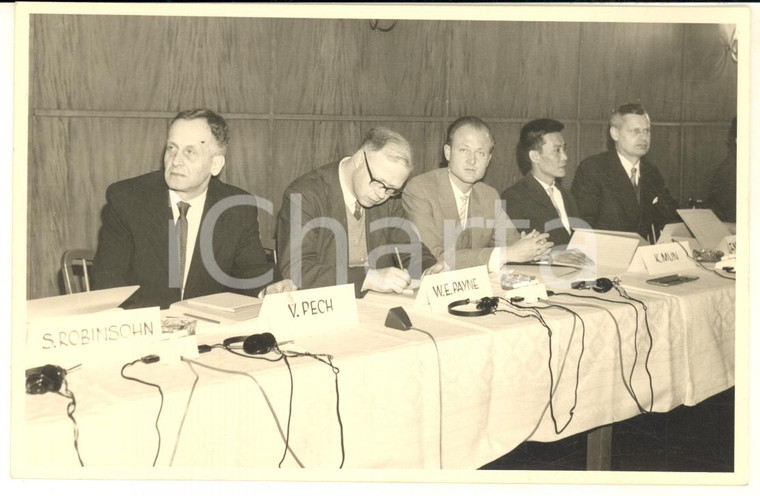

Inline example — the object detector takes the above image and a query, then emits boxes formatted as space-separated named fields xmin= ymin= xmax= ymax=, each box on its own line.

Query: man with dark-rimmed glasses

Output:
xmin=276 ymin=127 xmax=444 ymax=297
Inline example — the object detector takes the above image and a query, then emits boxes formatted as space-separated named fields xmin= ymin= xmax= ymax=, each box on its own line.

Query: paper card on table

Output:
xmin=26 ymin=306 xmax=166 ymax=368
xmin=26 ymin=285 xmax=139 ymax=321
xmin=259 ymin=283 xmax=358 ymax=337
xmin=413 ymin=265 xmax=491 ymax=312
xmin=567 ymin=229 xmax=642 ymax=278
xmin=677 ymin=209 xmax=731 ymax=250
xmin=634 ymin=241 xmax=694 ymax=276
xmin=717 ymin=235 xmax=736 ymax=256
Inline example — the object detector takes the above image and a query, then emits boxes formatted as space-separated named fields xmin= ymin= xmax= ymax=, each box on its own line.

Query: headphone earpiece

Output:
xmin=223 ymin=332 xmax=277 ymax=355
xmin=592 ymin=277 xmax=614 ymax=293
xmin=243 ymin=332 xmax=277 ymax=355
xmin=571 ymin=277 xmax=614 ymax=293
xmin=475 ymin=297 xmax=498 ymax=312
xmin=26 ymin=364 xmax=66 ymax=395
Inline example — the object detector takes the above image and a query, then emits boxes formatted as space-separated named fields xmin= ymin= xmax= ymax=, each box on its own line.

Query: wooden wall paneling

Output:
xmin=449 ymin=21 xmax=581 ymax=120
xmin=166 ymin=17 xmax=272 ymax=114
xmin=481 ymin=121 xmax=524 ymax=195
xmin=273 ymin=19 xmax=362 ymax=115
xmin=682 ymin=24 xmax=738 ymax=122
xmin=28 ymin=117 xmax=70 ymax=298
xmin=222 ymin=120 xmax=274 ymax=240
xmin=359 ymin=20 xmax=448 ymax=117
xmin=33 ymin=15 xmax=171 ymax=111
xmin=579 ymin=23 xmax=684 ymax=121
xmin=682 ymin=124 xmax=733 ymax=203
xmin=359 ymin=121 xmax=442 ymax=178
xmin=577 ymin=122 xmax=608 ymax=164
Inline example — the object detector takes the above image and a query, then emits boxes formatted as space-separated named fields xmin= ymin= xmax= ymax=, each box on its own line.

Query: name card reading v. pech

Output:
xmin=26 ymin=306 xmax=166 ymax=368
xmin=414 ymin=265 xmax=492 ymax=312
xmin=630 ymin=241 xmax=695 ymax=275
xmin=259 ymin=283 xmax=358 ymax=336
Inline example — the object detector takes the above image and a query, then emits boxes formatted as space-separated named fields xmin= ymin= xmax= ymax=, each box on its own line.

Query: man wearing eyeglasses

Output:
xmin=402 ymin=116 xmax=553 ymax=271
xmin=276 ymin=127 xmax=443 ymax=297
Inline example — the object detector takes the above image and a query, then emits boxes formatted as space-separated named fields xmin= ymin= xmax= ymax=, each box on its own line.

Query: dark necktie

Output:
xmin=177 ymin=201 xmax=190 ymax=293
xmin=353 ymin=200 xmax=362 ymax=221
xmin=630 ymin=167 xmax=640 ymax=202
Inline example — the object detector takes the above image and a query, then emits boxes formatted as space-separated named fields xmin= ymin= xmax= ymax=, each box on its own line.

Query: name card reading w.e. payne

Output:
xmin=636 ymin=241 xmax=694 ymax=275
xmin=26 ymin=306 xmax=163 ymax=368
xmin=260 ymin=283 xmax=358 ymax=334
xmin=414 ymin=265 xmax=492 ymax=312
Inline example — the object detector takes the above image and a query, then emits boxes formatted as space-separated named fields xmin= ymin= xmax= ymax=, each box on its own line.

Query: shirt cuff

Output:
xmin=487 ymin=247 xmax=505 ymax=273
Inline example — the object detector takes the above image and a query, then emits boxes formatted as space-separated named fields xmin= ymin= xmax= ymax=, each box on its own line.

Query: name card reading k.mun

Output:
xmin=260 ymin=283 xmax=358 ymax=335
xmin=634 ymin=241 xmax=695 ymax=275
xmin=414 ymin=265 xmax=492 ymax=312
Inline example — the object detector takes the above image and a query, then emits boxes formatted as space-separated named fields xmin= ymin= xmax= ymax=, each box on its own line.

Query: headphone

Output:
xmin=448 ymin=297 xmax=499 ymax=317
xmin=26 ymin=364 xmax=66 ymax=394
xmin=570 ymin=278 xmax=614 ymax=293
xmin=223 ymin=332 xmax=277 ymax=355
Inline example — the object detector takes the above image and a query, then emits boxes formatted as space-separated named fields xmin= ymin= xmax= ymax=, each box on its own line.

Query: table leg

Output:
xmin=586 ymin=425 xmax=612 ymax=470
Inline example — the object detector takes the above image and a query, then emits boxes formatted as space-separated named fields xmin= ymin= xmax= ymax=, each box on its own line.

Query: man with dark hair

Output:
xmin=277 ymin=127 xmax=443 ymax=297
xmin=402 ymin=116 xmax=553 ymax=271
xmin=571 ymin=103 xmax=678 ymax=241
xmin=706 ymin=117 xmax=737 ymax=223
xmin=502 ymin=118 xmax=583 ymax=247
xmin=92 ymin=108 xmax=294 ymax=309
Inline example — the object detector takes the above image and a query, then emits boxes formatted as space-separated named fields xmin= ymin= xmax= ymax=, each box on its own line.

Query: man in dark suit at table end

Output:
xmin=276 ymin=127 xmax=444 ymax=297
xmin=571 ymin=103 xmax=679 ymax=242
xmin=501 ymin=118 xmax=584 ymax=247
xmin=402 ymin=116 xmax=553 ymax=272
xmin=91 ymin=108 xmax=294 ymax=309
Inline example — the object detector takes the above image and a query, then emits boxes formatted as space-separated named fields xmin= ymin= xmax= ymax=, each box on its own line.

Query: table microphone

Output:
xmin=385 ymin=306 xmax=413 ymax=330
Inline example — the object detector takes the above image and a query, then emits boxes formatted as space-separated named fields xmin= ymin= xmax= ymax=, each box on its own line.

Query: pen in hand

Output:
xmin=394 ymin=247 xmax=404 ymax=270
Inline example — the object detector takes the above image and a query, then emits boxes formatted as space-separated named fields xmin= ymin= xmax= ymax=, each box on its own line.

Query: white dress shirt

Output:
xmin=533 ymin=175 xmax=571 ymax=234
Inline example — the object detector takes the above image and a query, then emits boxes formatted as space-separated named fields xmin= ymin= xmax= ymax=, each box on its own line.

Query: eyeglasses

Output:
xmin=363 ymin=151 xmax=403 ymax=197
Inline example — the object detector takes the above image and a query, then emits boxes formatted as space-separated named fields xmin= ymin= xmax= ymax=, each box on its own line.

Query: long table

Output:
xmin=15 ymin=267 xmax=735 ymax=474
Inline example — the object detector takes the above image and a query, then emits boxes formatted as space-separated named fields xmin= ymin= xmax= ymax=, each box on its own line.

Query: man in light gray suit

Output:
xmin=402 ymin=116 xmax=552 ymax=271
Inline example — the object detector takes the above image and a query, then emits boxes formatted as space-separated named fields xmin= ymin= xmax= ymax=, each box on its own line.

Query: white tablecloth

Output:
xmin=16 ymin=269 xmax=735 ymax=473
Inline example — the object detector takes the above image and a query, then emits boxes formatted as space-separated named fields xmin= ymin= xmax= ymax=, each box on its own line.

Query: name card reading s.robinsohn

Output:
xmin=632 ymin=241 xmax=694 ymax=276
xmin=260 ymin=283 xmax=358 ymax=335
xmin=414 ymin=265 xmax=492 ymax=312
xmin=26 ymin=306 xmax=166 ymax=368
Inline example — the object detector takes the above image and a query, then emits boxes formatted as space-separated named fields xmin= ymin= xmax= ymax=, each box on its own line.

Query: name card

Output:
xmin=717 ymin=235 xmax=736 ymax=256
xmin=414 ymin=265 xmax=492 ymax=312
xmin=633 ymin=241 xmax=694 ymax=276
xmin=26 ymin=307 xmax=167 ymax=368
xmin=259 ymin=284 xmax=358 ymax=337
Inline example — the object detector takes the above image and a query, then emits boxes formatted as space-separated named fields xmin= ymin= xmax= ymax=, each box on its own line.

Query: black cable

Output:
xmin=408 ymin=326 xmax=443 ymax=470
xmin=277 ymin=353 xmax=294 ymax=469
xmin=220 ymin=339 xmax=345 ymax=468
xmin=120 ymin=359 xmax=164 ymax=467
xmin=169 ymin=358 xmax=200 ymax=466
xmin=611 ymin=285 xmax=656 ymax=413
xmin=672 ymin=238 xmax=736 ymax=280
xmin=550 ymin=294 xmax=652 ymax=414
xmin=181 ymin=357 xmax=305 ymax=468
xmin=279 ymin=347 xmax=345 ymax=468
xmin=56 ymin=378 xmax=84 ymax=467
xmin=504 ymin=298 xmax=584 ymax=435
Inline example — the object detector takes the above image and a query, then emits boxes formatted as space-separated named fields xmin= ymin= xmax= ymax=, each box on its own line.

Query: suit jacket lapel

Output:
xmin=608 ymin=152 xmax=640 ymax=226
xmin=524 ymin=174 xmax=556 ymax=212
xmin=144 ymin=173 xmax=174 ymax=288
